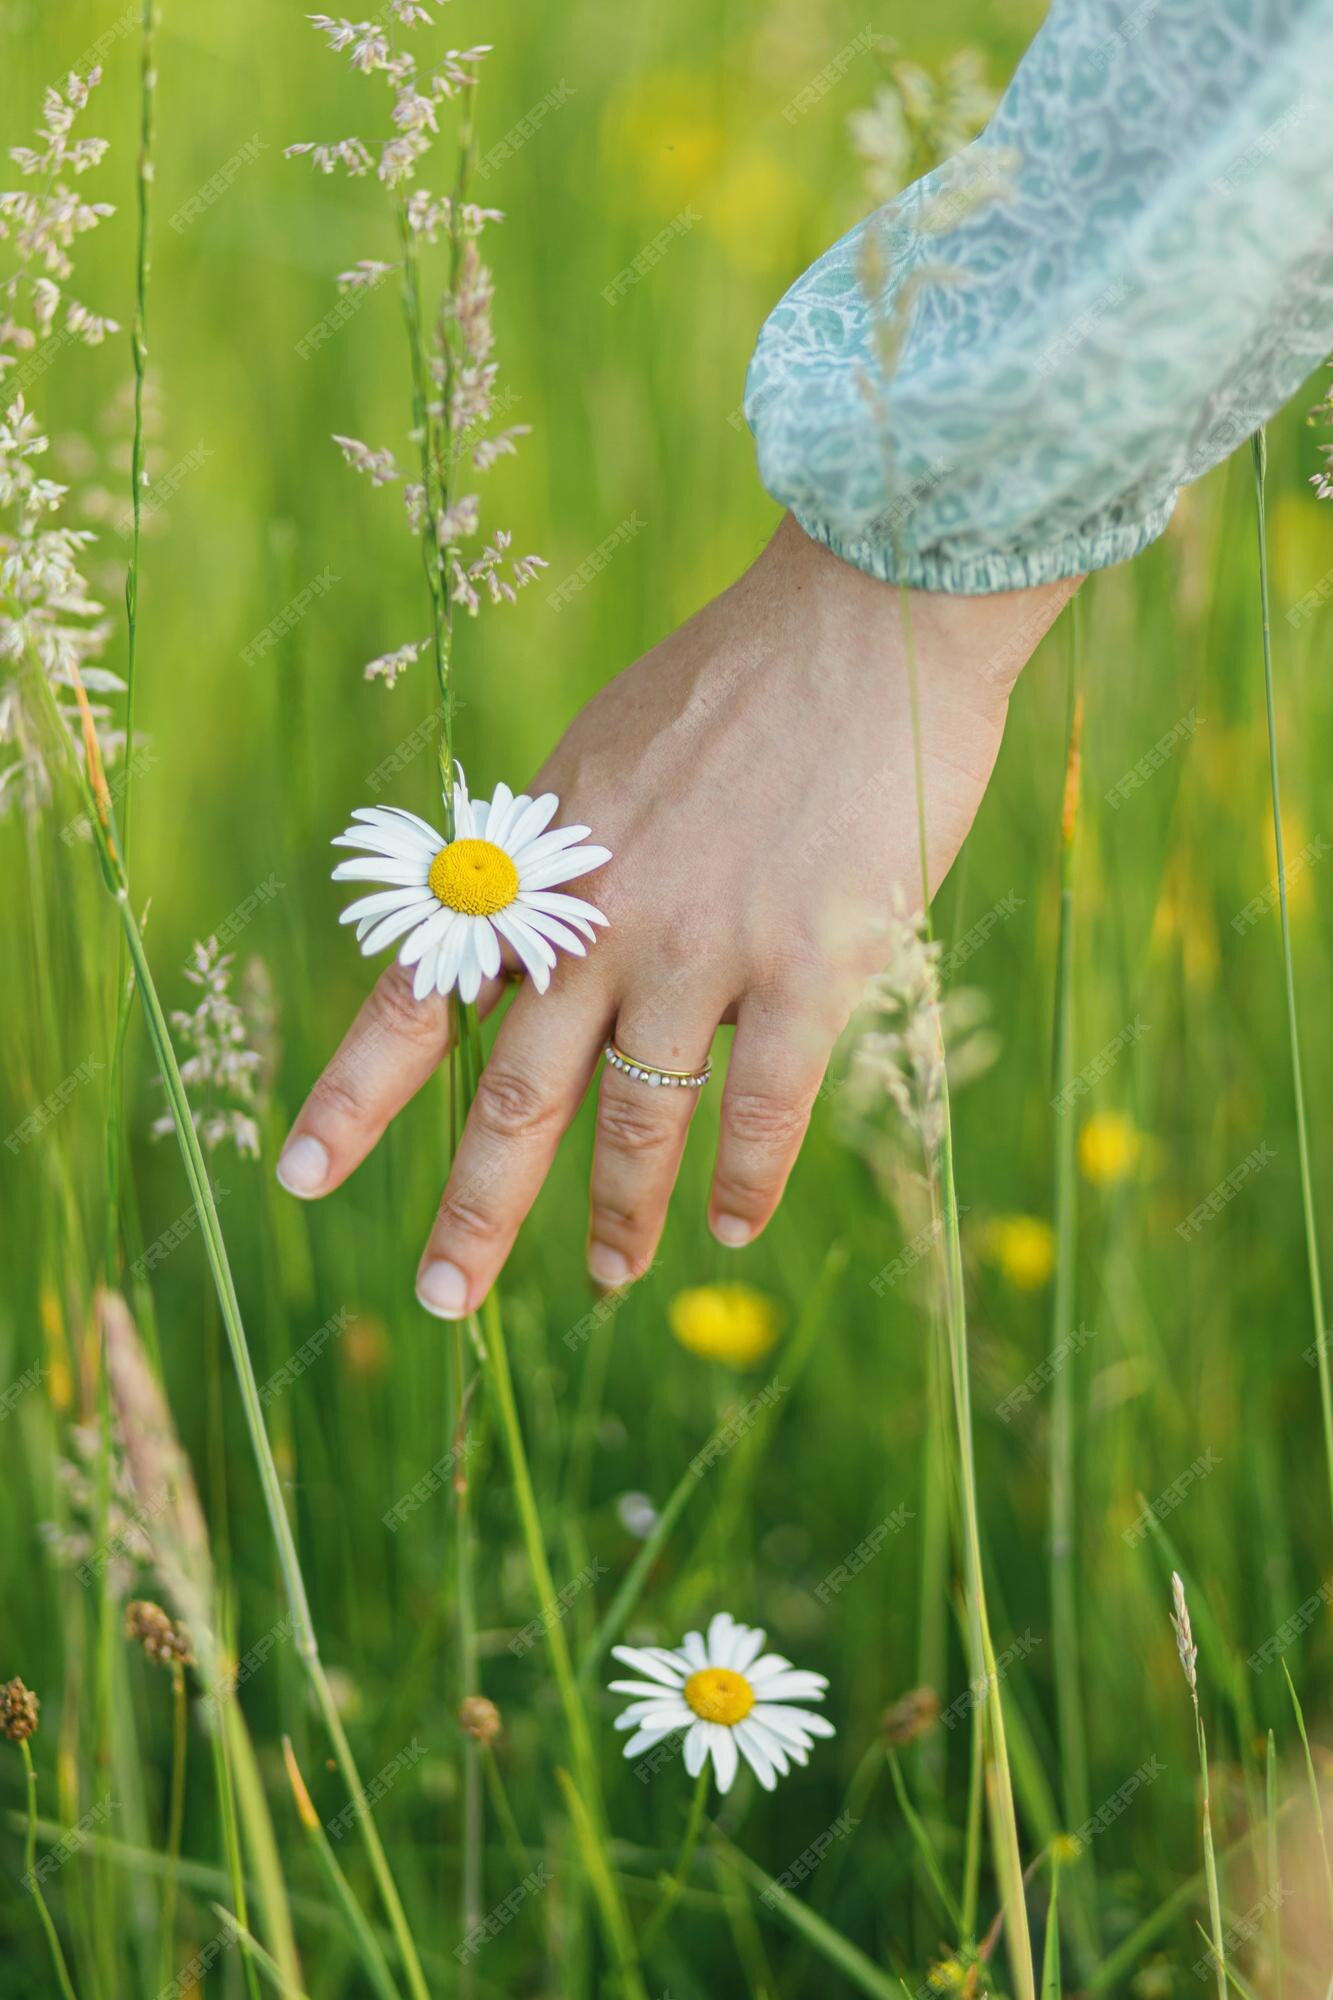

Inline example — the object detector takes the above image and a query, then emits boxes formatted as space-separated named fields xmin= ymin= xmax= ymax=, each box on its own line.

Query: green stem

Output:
xmin=158 ymin=1663 xmax=187 ymax=1993
xmin=120 ymin=0 xmax=155 ymax=871
xmin=480 ymin=1290 xmax=645 ymax=1996
xmin=1049 ymin=618 xmax=1095 ymax=1957
xmin=641 ymin=1765 xmax=709 ymax=1955
xmin=1194 ymin=1706 xmax=1227 ymax=2000
xmin=1251 ymin=430 xmax=1333 ymax=1529
xmin=898 ymin=578 xmax=1037 ymax=2000
xmin=20 ymin=1741 xmax=79 ymax=2000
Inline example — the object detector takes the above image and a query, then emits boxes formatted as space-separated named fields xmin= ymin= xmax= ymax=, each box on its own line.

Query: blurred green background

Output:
xmin=5 ymin=0 xmax=1333 ymax=1994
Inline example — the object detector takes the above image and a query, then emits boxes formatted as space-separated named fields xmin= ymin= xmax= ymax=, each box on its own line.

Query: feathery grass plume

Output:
xmin=39 ymin=1417 xmax=154 ymax=1594
xmin=0 ymin=67 xmax=122 ymax=818
xmin=1170 ymin=1572 xmax=1226 ymax=1998
xmin=850 ymin=44 xmax=998 ymax=200
xmin=1307 ymin=359 xmax=1333 ymax=498
xmin=101 ymin=1288 xmax=218 ymax=1678
xmin=100 ymin=1287 xmax=303 ymax=1987
xmin=288 ymin=7 xmax=544 ymax=713
xmin=150 ymin=938 xmax=264 ymax=1157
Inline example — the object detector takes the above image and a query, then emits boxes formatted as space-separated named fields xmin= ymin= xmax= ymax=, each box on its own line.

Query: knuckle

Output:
xmin=368 ymin=964 xmax=443 ymax=1043
xmin=597 ymin=1088 xmax=677 ymax=1158
xmin=724 ymin=1088 xmax=809 ymax=1152
xmin=312 ymin=1067 xmax=365 ymax=1127
xmin=471 ymin=1061 xmax=556 ymax=1141
xmin=437 ymin=1185 xmax=500 ymax=1245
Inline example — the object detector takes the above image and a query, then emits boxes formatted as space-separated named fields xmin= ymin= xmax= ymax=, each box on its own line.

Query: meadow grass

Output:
xmin=4 ymin=3 xmax=1333 ymax=1996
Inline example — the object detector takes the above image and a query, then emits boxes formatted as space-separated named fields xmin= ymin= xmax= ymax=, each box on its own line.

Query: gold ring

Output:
xmin=603 ymin=1040 xmax=712 ymax=1090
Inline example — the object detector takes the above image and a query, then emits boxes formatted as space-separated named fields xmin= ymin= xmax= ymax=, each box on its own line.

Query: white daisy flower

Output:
xmin=608 ymin=1612 xmax=834 ymax=1795
xmin=332 ymin=764 xmax=610 ymax=1003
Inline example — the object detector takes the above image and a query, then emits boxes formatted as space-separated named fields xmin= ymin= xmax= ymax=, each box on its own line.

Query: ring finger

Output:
xmin=586 ymin=996 xmax=725 ymax=1287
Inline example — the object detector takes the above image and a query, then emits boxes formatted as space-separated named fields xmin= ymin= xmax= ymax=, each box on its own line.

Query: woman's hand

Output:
xmin=276 ymin=515 xmax=1077 ymax=1315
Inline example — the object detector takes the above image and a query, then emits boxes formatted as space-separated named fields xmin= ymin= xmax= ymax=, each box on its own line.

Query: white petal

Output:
xmin=457 ymin=928 xmax=483 ymax=1004
xmin=435 ymin=919 xmax=468 ymax=996
xmin=706 ymin=1612 xmax=739 ymax=1669
xmin=352 ymin=804 xmax=444 ymax=848
xmin=469 ymin=797 xmax=489 ymax=838
xmin=474 ymin=915 xmax=502 ymax=982
xmin=609 ymin=1646 xmax=686 ymax=1689
xmin=614 ymin=1700 xmax=692 ymax=1731
xmin=518 ymin=889 xmax=610 ymax=932
xmin=683 ymin=1721 xmax=709 ymax=1778
xmin=743 ymin=1718 xmax=793 ymax=1776
xmin=333 ymin=826 xmax=434 ymax=861
xmin=519 ymin=844 xmax=612 ymax=892
xmin=749 ymin=1672 xmax=828 ymax=1703
xmin=747 ymin=1654 xmax=797 ymax=1686
xmin=709 ymin=1723 xmax=739 ymax=1794
xmin=361 ymin=900 xmax=440 ymax=955
xmin=512 ymin=907 xmax=586 ymax=958
xmin=731 ymin=1625 xmax=767 ymax=1675
xmin=510 ymin=822 xmax=592 ymax=867
xmin=492 ymin=911 xmax=554 ymax=994
xmin=752 ymin=1702 xmax=836 ymax=1739
xmin=398 ymin=906 xmax=456 ymax=967
xmin=678 ymin=1631 xmax=708 ymax=1672
xmin=622 ymin=1725 xmax=684 ymax=1760
xmin=413 ymin=945 xmax=441 ymax=1001
xmin=504 ymin=792 xmax=559 ymax=854
xmin=609 ymin=1679 xmax=687 ymax=1700
xmin=332 ymin=857 xmax=428 ymax=885
xmin=734 ymin=1720 xmax=779 ymax=1791
xmin=483 ymin=781 xmax=522 ymax=848
xmin=339 ymin=886 xmax=428 ymax=927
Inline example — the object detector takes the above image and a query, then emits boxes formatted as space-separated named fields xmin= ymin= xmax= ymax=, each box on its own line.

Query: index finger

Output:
xmin=275 ymin=962 xmax=503 ymax=1198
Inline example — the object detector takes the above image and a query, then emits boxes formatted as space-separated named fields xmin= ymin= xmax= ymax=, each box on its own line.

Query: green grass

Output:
xmin=5 ymin=1 xmax=1333 ymax=1994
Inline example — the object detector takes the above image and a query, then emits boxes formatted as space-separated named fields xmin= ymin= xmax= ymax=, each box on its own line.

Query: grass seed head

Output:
xmin=0 ymin=1677 xmax=40 ymax=1743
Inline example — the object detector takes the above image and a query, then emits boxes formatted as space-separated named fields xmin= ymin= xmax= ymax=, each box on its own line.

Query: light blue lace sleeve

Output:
xmin=744 ymin=0 xmax=1333 ymax=594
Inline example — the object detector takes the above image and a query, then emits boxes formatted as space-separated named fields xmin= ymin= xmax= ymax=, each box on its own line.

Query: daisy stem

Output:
xmin=1251 ymin=429 xmax=1333 ymax=1529
xmin=20 ymin=1740 xmax=79 ymax=2000
xmin=641 ymin=1765 xmax=710 ymax=1955
xmin=24 ymin=648 xmax=430 ymax=2000
xmin=478 ymin=1280 xmax=644 ymax=2000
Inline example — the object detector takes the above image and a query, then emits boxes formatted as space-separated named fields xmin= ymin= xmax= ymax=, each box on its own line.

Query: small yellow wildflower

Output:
xmin=984 ymin=1214 xmax=1055 ymax=1290
xmin=1048 ymin=1831 xmax=1082 ymax=1866
xmin=668 ymin=1284 xmax=779 ymax=1369
xmin=1079 ymin=1111 xmax=1143 ymax=1186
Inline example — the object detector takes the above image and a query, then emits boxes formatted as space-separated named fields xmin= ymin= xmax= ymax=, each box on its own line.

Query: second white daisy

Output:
xmin=609 ymin=1612 xmax=834 ymax=1794
xmin=333 ymin=764 xmax=610 ymax=1002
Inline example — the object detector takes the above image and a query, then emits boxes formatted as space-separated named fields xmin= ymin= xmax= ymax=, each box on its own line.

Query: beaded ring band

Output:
xmin=603 ymin=1040 xmax=712 ymax=1090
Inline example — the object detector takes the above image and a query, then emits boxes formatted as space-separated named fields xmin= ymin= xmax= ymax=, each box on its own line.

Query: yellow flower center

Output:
xmin=684 ymin=1667 xmax=754 ymax=1727
xmin=427 ymin=839 xmax=518 ymax=917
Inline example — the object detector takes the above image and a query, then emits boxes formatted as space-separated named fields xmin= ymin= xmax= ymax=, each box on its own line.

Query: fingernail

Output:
xmin=588 ymin=1242 xmax=632 ymax=1287
xmin=416 ymin=1259 xmax=470 ymax=1320
xmin=276 ymin=1135 xmax=329 ymax=1198
xmin=712 ymin=1213 xmax=751 ymax=1248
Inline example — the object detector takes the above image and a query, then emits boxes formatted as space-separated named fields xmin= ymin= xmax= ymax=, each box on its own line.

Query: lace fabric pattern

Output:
xmin=744 ymin=0 xmax=1333 ymax=594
